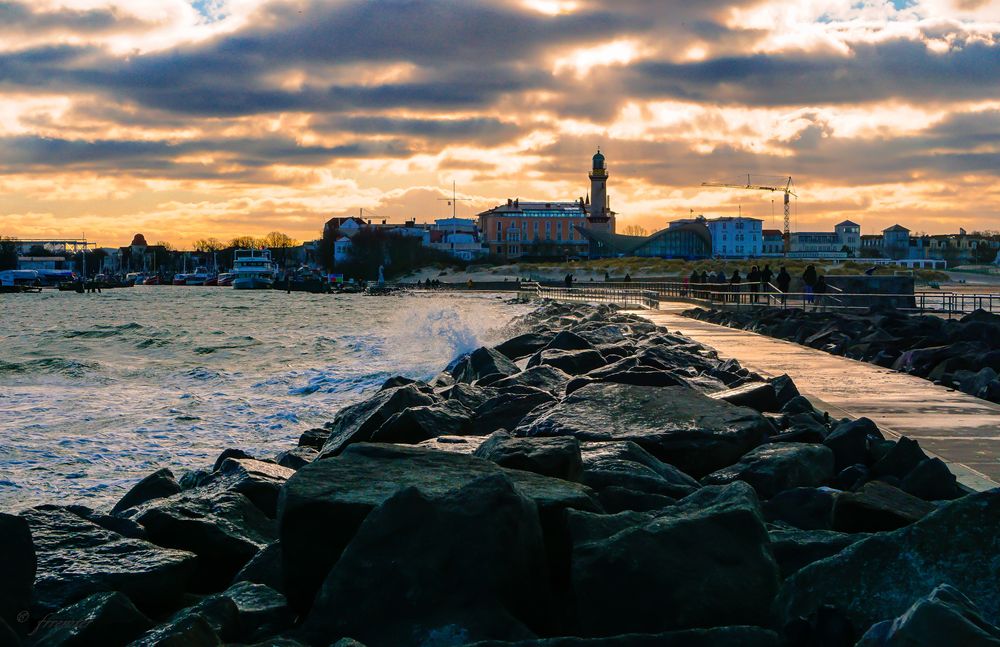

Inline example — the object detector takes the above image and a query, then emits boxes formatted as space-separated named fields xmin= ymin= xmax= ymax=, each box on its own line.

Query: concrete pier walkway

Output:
xmin=635 ymin=303 xmax=1000 ymax=492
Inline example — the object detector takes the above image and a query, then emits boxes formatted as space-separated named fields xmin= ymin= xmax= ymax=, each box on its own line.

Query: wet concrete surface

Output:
xmin=635 ymin=303 xmax=1000 ymax=491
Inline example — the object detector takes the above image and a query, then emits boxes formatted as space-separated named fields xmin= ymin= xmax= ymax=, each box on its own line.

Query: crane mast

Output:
xmin=701 ymin=175 xmax=796 ymax=255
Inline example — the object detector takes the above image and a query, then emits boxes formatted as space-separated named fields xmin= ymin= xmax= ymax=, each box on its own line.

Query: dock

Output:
xmin=635 ymin=303 xmax=1000 ymax=492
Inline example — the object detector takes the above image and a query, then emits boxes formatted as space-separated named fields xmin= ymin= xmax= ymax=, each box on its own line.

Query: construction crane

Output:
xmin=702 ymin=175 xmax=796 ymax=254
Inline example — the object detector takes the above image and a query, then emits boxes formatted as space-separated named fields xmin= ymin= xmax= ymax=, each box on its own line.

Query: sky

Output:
xmin=1 ymin=0 xmax=999 ymax=248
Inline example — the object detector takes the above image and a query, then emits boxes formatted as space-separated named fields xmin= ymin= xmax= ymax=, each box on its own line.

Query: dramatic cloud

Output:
xmin=0 ymin=0 xmax=998 ymax=246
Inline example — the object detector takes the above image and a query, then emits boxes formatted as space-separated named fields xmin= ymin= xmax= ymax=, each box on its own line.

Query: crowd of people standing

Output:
xmin=686 ymin=263 xmax=828 ymax=307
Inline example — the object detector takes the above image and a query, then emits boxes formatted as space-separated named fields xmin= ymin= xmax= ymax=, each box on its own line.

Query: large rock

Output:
xmin=130 ymin=607 xmax=228 ymax=646
xmin=871 ymin=437 xmax=930 ymax=480
xmin=369 ymin=399 xmax=474 ymax=444
xmin=222 ymin=581 xmax=294 ymax=642
xmin=701 ymin=443 xmax=834 ymax=499
xmin=569 ymin=482 xmax=779 ymax=636
xmin=491 ymin=365 xmax=572 ymax=396
xmin=856 ymin=584 xmax=1000 ymax=647
xmin=463 ymin=626 xmax=782 ymax=646
xmin=111 ymin=468 xmax=182 ymax=515
xmin=579 ymin=441 xmax=701 ymax=500
xmin=436 ymin=382 xmax=494 ymax=410
xmin=900 ymin=457 xmax=961 ymax=501
xmin=494 ymin=332 xmax=555 ymax=360
xmin=277 ymin=443 xmax=598 ymax=613
xmin=135 ymin=490 xmax=276 ymax=591
xmin=542 ymin=330 xmax=594 ymax=352
xmin=761 ymin=487 xmax=837 ymax=530
xmin=200 ymin=457 xmax=296 ymax=517
xmin=823 ymin=418 xmax=884 ymax=472
xmin=528 ymin=349 xmax=607 ymax=376
xmin=773 ymin=489 xmax=1000 ymax=632
xmin=319 ymin=384 xmax=437 ymax=457
xmin=708 ymin=382 xmax=780 ymax=413
xmin=768 ymin=527 xmax=866 ymax=579
xmin=22 ymin=507 xmax=196 ymax=615
xmin=451 ymin=347 xmax=521 ymax=384
xmin=0 ymin=513 xmax=35 ymax=628
xmin=302 ymin=476 xmax=551 ymax=645
xmin=231 ymin=541 xmax=283 ymax=592
xmin=29 ymin=591 xmax=152 ymax=646
xmin=517 ymin=384 xmax=770 ymax=478
xmin=831 ymin=481 xmax=935 ymax=533
xmin=474 ymin=431 xmax=583 ymax=481
xmin=473 ymin=389 xmax=556 ymax=435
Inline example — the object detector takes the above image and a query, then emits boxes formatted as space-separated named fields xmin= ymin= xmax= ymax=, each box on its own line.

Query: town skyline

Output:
xmin=2 ymin=0 xmax=999 ymax=247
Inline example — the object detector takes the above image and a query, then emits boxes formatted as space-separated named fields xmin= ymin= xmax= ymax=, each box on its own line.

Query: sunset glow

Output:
xmin=1 ymin=0 xmax=999 ymax=247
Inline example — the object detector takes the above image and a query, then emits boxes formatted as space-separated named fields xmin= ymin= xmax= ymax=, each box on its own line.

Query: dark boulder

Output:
xmin=212 ymin=448 xmax=255 ymax=471
xmin=832 ymin=481 xmax=935 ymax=533
xmin=491 ymin=365 xmax=572 ymax=396
xmin=569 ymin=482 xmax=779 ymax=636
xmin=856 ymin=584 xmax=1000 ymax=647
xmin=28 ymin=591 xmax=152 ymax=647
xmin=413 ymin=435 xmax=490 ymax=454
xmin=277 ymin=443 xmax=598 ymax=613
xmin=517 ymin=383 xmax=770 ymax=478
xmin=832 ymin=463 xmax=870 ymax=491
xmin=494 ymin=332 xmax=555 ymax=360
xmin=369 ymin=399 xmax=474 ymax=444
xmin=462 ymin=626 xmax=782 ymax=646
xmin=22 ymin=507 xmax=196 ymax=615
xmin=275 ymin=446 xmax=317 ymax=470
xmin=378 ymin=375 xmax=416 ymax=390
xmin=301 ymin=476 xmax=550 ymax=645
xmin=297 ymin=428 xmax=329 ymax=450
xmin=595 ymin=487 xmax=676 ymax=514
xmin=436 ymin=382 xmax=494 ymax=410
xmin=135 ymin=490 xmax=276 ymax=591
xmin=781 ymin=396 xmax=816 ymax=416
xmin=232 ymin=541 xmax=283 ymax=592
xmin=222 ymin=581 xmax=294 ymax=642
xmin=702 ymin=443 xmax=835 ymax=499
xmin=871 ymin=437 xmax=930 ymax=480
xmin=451 ymin=347 xmax=520 ymax=384
xmin=762 ymin=487 xmax=837 ymax=531
xmin=319 ymin=384 xmax=437 ymax=457
xmin=0 ymin=513 xmax=35 ymax=629
xmin=823 ymin=417 xmax=884 ymax=472
xmin=708 ymin=382 xmax=780 ymax=413
xmin=111 ymin=468 xmax=182 ymax=515
xmin=528 ymin=349 xmax=607 ymax=376
xmin=473 ymin=388 xmax=556 ymax=435
xmin=579 ymin=441 xmax=701 ymax=500
xmin=200 ymin=457 xmax=296 ymax=517
xmin=131 ymin=606 xmax=228 ymax=646
xmin=900 ymin=457 xmax=961 ymax=501
xmin=768 ymin=528 xmax=866 ymax=579
xmin=474 ymin=431 xmax=583 ymax=481
xmin=774 ymin=489 xmax=1000 ymax=632
xmin=771 ymin=374 xmax=801 ymax=408
xmin=543 ymin=330 xmax=594 ymax=352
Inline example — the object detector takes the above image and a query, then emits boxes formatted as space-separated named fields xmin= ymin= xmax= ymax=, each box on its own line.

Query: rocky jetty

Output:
xmin=4 ymin=301 xmax=999 ymax=646
xmin=685 ymin=306 xmax=1000 ymax=404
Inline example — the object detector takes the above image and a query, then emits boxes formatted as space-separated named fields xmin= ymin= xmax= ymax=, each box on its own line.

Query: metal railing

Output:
xmin=521 ymin=280 xmax=1000 ymax=317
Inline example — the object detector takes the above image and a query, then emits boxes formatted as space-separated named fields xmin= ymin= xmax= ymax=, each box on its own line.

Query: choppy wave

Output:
xmin=0 ymin=289 xmax=529 ymax=510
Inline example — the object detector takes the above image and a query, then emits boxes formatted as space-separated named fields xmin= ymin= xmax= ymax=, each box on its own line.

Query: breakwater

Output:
xmin=3 ymin=301 xmax=999 ymax=646
xmin=683 ymin=306 xmax=1000 ymax=405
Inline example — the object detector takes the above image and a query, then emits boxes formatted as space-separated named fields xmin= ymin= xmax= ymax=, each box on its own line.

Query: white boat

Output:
xmin=232 ymin=249 xmax=275 ymax=290
xmin=185 ymin=266 xmax=212 ymax=286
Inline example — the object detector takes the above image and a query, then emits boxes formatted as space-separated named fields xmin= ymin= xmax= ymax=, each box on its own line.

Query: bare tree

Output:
xmin=262 ymin=231 xmax=298 ymax=249
xmin=621 ymin=224 xmax=648 ymax=237
xmin=229 ymin=236 xmax=261 ymax=249
xmin=193 ymin=237 xmax=225 ymax=253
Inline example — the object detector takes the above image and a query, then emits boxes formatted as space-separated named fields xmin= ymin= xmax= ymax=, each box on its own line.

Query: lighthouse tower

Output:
xmin=587 ymin=148 xmax=614 ymax=232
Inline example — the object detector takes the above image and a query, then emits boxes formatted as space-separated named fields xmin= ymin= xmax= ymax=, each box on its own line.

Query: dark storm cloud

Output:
xmin=314 ymin=115 xmax=525 ymax=144
xmin=0 ymin=134 xmax=411 ymax=175
xmin=628 ymin=37 xmax=1000 ymax=106
xmin=0 ymin=1 xmax=145 ymax=35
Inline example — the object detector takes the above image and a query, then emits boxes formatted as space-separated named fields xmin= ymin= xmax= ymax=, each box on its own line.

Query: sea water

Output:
xmin=0 ymin=288 xmax=530 ymax=511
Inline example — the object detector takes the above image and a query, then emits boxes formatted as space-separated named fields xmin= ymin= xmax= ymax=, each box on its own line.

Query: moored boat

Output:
xmin=232 ymin=249 xmax=275 ymax=290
